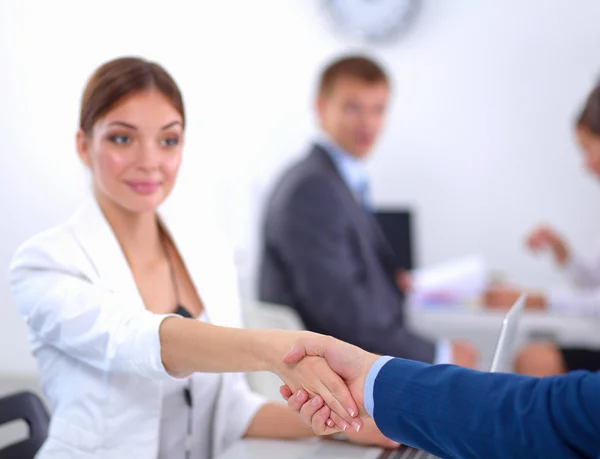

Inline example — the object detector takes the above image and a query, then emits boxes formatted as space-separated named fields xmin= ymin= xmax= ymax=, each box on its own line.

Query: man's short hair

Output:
xmin=318 ymin=55 xmax=389 ymax=95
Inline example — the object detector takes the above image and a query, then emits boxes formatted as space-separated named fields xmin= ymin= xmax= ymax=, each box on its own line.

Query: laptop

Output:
xmin=216 ymin=294 xmax=526 ymax=459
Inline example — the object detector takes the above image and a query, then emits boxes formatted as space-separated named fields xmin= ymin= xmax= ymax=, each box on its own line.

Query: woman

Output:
xmin=9 ymin=57 xmax=396 ymax=458
xmin=485 ymin=82 xmax=600 ymax=377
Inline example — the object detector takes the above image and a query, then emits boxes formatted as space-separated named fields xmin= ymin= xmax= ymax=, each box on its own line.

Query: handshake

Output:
xmin=270 ymin=331 xmax=477 ymax=436
xmin=272 ymin=332 xmax=378 ymax=435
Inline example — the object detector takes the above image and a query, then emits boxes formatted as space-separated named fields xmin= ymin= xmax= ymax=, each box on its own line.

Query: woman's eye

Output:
xmin=109 ymin=135 xmax=131 ymax=145
xmin=161 ymin=137 xmax=179 ymax=147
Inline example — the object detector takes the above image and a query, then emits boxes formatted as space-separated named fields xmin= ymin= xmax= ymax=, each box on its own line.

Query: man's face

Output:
xmin=317 ymin=76 xmax=390 ymax=158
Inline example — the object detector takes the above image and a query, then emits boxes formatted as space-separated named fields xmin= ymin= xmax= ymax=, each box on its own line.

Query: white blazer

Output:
xmin=9 ymin=197 xmax=266 ymax=458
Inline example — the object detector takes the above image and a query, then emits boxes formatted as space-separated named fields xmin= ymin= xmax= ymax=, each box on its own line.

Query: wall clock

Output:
xmin=324 ymin=0 xmax=421 ymax=43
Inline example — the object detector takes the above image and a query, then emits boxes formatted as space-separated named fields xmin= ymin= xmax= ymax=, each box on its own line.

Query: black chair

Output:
xmin=0 ymin=391 xmax=49 ymax=459
xmin=374 ymin=208 xmax=416 ymax=271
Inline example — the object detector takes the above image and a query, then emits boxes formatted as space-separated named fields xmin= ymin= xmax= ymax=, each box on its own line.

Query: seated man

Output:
xmin=259 ymin=55 xmax=476 ymax=367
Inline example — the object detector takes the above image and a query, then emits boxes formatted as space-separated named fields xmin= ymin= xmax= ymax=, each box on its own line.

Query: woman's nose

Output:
xmin=136 ymin=143 xmax=161 ymax=170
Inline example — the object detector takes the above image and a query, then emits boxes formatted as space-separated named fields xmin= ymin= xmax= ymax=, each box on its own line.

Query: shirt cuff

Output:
xmin=364 ymin=356 xmax=394 ymax=417
xmin=133 ymin=312 xmax=185 ymax=379
xmin=434 ymin=339 xmax=452 ymax=365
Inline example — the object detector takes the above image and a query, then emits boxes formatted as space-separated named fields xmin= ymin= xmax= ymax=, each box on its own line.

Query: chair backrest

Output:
xmin=374 ymin=208 xmax=416 ymax=271
xmin=0 ymin=391 xmax=49 ymax=459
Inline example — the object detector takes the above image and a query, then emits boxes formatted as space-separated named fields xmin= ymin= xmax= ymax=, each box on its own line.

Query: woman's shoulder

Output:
xmin=12 ymin=222 xmax=74 ymax=264
xmin=9 ymin=204 xmax=92 ymax=278
xmin=11 ymin=197 xmax=107 ymax=270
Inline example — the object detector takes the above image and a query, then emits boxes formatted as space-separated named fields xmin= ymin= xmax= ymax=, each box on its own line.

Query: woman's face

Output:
xmin=577 ymin=126 xmax=600 ymax=180
xmin=77 ymin=89 xmax=184 ymax=214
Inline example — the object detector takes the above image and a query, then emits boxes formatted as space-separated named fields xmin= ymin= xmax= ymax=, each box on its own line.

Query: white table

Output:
xmin=214 ymin=438 xmax=385 ymax=459
xmin=408 ymin=306 xmax=600 ymax=370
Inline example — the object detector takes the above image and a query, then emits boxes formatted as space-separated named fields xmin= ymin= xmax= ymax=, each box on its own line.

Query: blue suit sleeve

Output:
xmin=372 ymin=358 xmax=600 ymax=459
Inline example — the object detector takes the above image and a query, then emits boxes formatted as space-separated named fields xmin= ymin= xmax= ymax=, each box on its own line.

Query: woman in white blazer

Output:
xmin=9 ymin=57 xmax=396 ymax=458
xmin=484 ymin=81 xmax=600 ymax=377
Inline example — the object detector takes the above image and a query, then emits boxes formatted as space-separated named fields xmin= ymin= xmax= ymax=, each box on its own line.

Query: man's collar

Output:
xmin=315 ymin=131 xmax=368 ymax=197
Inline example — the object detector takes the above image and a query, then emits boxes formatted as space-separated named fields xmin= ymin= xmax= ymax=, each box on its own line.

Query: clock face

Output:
xmin=324 ymin=0 xmax=421 ymax=43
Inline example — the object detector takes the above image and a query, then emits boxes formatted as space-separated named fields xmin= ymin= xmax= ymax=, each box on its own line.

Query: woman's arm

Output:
xmin=10 ymin=242 xmax=362 ymax=431
xmin=160 ymin=318 xmax=362 ymax=431
xmin=160 ymin=317 xmax=300 ymax=374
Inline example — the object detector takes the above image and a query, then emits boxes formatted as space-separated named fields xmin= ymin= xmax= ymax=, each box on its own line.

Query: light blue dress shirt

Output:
xmin=316 ymin=134 xmax=372 ymax=209
xmin=316 ymin=134 xmax=452 ymax=366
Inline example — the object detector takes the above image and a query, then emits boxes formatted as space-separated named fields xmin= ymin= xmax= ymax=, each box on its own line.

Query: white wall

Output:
xmin=2 ymin=0 xmax=600 ymax=375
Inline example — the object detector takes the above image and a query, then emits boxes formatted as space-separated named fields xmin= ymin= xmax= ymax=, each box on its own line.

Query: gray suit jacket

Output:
xmin=258 ymin=145 xmax=436 ymax=363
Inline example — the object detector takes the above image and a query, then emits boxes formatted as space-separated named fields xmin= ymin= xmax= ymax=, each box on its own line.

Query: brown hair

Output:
xmin=318 ymin=55 xmax=389 ymax=95
xmin=576 ymin=83 xmax=600 ymax=135
xmin=79 ymin=57 xmax=185 ymax=134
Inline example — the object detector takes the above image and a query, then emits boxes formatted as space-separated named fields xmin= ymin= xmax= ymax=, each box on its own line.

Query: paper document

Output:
xmin=409 ymin=255 xmax=489 ymax=307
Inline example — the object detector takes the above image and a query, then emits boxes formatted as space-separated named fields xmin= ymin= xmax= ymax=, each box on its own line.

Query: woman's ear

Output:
xmin=76 ymin=129 xmax=92 ymax=168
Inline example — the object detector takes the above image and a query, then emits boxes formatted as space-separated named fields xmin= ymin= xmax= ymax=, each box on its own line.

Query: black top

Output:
xmin=175 ymin=305 xmax=194 ymax=319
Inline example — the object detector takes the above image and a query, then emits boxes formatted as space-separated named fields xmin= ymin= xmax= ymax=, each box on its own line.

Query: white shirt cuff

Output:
xmin=133 ymin=313 xmax=184 ymax=379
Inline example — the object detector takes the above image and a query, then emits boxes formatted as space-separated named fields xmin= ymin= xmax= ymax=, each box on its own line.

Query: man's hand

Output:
xmin=281 ymin=335 xmax=379 ymax=432
xmin=450 ymin=341 xmax=479 ymax=369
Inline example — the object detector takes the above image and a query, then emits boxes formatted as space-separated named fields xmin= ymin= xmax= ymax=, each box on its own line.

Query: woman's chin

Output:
xmin=120 ymin=193 xmax=167 ymax=214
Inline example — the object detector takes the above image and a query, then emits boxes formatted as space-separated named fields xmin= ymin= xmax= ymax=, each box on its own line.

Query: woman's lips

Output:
xmin=125 ymin=180 xmax=161 ymax=195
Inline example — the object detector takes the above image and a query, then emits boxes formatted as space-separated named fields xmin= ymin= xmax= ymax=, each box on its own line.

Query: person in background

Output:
xmin=485 ymin=82 xmax=600 ymax=376
xmin=9 ymin=57 xmax=397 ymax=458
xmin=259 ymin=54 xmax=477 ymax=368
xmin=281 ymin=334 xmax=600 ymax=459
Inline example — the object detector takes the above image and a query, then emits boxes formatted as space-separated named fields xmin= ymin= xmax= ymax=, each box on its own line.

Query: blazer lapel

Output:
xmin=67 ymin=196 xmax=224 ymax=325
xmin=311 ymin=145 xmax=397 ymax=271
xmin=67 ymin=196 xmax=145 ymax=310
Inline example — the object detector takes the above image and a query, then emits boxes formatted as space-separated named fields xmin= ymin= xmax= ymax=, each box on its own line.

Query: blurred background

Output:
xmin=2 ymin=0 xmax=600 ymax=382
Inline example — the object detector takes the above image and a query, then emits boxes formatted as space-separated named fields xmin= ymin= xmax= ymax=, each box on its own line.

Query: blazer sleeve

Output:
xmin=548 ymin=287 xmax=600 ymax=318
xmin=276 ymin=177 xmax=435 ymax=362
xmin=373 ymin=358 xmax=600 ymax=459
xmin=9 ymin=235 xmax=176 ymax=379
xmin=563 ymin=251 xmax=600 ymax=289
xmin=547 ymin=251 xmax=600 ymax=317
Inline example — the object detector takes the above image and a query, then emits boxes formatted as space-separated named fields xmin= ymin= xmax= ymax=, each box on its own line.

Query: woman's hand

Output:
xmin=281 ymin=388 xmax=399 ymax=449
xmin=526 ymin=225 xmax=570 ymax=267
xmin=275 ymin=355 xmax=363 ymax=433
xmin=264 ymin=331 xmax=364 ymax=433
